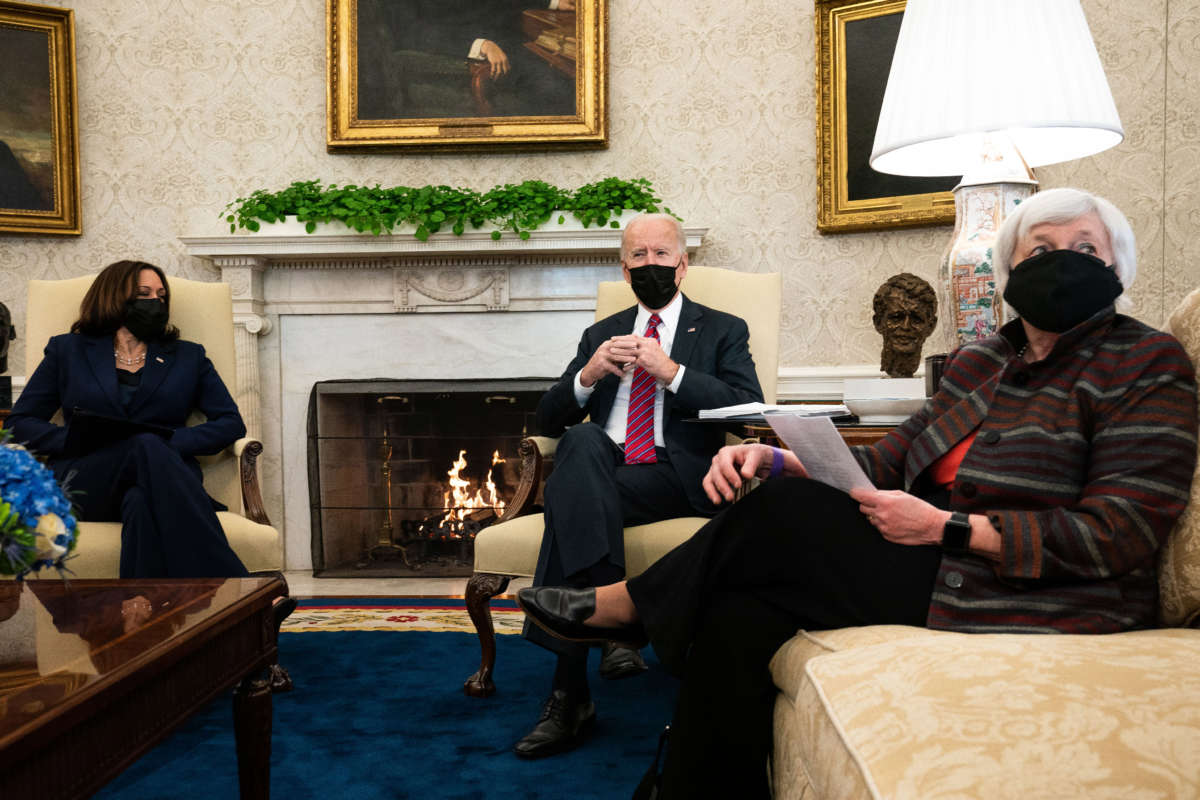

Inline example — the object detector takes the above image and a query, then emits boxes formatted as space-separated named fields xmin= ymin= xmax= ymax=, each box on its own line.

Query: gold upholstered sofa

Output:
xmin=767 ymin=289 xmax=1200 ymax=799
xmin=10 ymin=275 xmax=282 ymax=578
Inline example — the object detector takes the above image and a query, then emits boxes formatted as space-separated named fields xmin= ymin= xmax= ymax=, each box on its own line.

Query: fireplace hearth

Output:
xmin=308 ymin=378 xmax=554 ymax=577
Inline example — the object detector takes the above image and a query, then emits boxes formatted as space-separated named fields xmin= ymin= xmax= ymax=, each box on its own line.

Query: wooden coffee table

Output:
xmin=0 ymin=577 xmax=285 ymax=799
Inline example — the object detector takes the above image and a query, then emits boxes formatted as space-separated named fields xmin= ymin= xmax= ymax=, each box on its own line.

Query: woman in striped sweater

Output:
xmin=517 ymin=187 xmax=1199 ymax=799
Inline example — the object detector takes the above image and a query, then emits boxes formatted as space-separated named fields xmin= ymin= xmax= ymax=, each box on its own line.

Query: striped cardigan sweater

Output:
xmin=853 ymin=308 xmax=1197 ymax=634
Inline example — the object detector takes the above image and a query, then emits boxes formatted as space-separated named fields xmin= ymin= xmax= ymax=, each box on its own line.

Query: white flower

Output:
xmin=35 ymin=513 xmax=69 ymax=561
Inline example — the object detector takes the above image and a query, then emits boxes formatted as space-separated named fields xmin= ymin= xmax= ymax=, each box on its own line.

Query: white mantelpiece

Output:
xmin=179 ymin=220 xmax=707 ymax=571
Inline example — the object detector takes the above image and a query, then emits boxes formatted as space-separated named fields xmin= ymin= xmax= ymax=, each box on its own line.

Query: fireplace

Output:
xmin=308 ymin=378 xmax=554 ymax=576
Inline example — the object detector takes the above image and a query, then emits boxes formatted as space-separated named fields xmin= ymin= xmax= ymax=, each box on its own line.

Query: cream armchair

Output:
xmin=17 ymin=274 xmax=282 ymax=577
xmin=464 ymin=265 xmax=781 ymax=696
xmin=768 ymin=289 xmax=1200 ymax=799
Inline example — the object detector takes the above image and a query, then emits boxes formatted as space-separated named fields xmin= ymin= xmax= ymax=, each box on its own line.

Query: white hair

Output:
xmin=620 ymin=213 xmax=686 ymax=261
xmin=993 ymin=187 xmax=1136 ymax=312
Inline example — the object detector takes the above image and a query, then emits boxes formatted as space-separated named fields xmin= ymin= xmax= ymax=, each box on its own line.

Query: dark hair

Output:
xmin=70 ymin=260 xmax=179 ymax=341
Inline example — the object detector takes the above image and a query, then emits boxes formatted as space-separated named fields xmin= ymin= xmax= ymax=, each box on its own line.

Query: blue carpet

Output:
xmin=94 ymin=631 xmax=677 ymax=799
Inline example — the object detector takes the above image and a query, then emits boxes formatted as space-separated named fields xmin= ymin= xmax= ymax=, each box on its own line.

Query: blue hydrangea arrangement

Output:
xmin=0 ymin=433 xmax=78 ymax=577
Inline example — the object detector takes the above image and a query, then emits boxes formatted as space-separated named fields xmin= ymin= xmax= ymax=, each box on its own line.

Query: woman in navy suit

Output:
xmin=9 ymin=260 xmax=249 ymax=578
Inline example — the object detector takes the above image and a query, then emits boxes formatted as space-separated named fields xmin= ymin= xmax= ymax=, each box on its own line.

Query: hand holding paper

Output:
xmin=764 ymin=413 xmax=874 ymax=494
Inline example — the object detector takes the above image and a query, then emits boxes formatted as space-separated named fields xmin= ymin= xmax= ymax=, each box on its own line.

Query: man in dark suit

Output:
xmin=514 ymin=213 xmax=763 ymax=758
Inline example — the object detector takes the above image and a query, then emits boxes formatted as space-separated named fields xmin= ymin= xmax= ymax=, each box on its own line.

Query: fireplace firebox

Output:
xmin=308 ymin=379 xmax=555 ymax=577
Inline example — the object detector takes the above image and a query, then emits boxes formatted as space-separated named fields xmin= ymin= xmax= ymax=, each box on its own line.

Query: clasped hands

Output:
xmin=580 ymin=334 xmax=678 ymax=388
xmin=701 ymin=443 xmax=947 ymax=547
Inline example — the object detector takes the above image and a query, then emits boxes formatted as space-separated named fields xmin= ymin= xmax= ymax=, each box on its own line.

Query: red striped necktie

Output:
xmin=624 ymin=313 xmax=663 ymax=465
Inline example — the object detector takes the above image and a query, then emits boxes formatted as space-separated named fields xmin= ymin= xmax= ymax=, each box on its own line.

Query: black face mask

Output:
xmin=123 ymin=298 xmax=169 ymax=341
xmin=628 ymin=261 xmax=681 ymax=310
xmin=1002 ymin=249 xmax=1123 ymax=333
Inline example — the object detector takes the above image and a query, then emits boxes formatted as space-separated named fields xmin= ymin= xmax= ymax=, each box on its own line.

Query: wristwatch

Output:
xmin=941 ymin=512 xmax=971 ymax=554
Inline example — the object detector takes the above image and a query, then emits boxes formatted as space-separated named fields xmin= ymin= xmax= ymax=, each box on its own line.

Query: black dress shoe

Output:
xmin=517 ymin=586 xmax=648 ymax=649
xmin=513 ymin=689 xmax=596 ymax=759
xmin=599 ymin=641 xmax=648 ymax=680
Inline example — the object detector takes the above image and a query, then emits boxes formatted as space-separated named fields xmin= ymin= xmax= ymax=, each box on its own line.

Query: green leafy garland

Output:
xmin=223 ymin=177 xmax=677 ymax=241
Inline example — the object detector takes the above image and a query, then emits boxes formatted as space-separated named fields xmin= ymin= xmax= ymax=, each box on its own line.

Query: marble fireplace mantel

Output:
xmin=180 ymin=221 xmax=708 ymax=432
xmin=178 ymin=221 xmax=707 ymax=571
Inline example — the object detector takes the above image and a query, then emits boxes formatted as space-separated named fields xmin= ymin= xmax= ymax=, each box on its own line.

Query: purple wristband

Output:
xmin=768 ymin=446 xmax=785 ymax=478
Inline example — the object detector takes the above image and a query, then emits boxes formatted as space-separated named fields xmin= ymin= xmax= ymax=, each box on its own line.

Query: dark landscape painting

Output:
xmin=0 ymin=25 xmax=54 ymax=212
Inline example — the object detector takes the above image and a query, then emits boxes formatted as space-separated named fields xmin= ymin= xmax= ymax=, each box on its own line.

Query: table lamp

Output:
xmin=869 ymin=0 xmax=1124 ymax=348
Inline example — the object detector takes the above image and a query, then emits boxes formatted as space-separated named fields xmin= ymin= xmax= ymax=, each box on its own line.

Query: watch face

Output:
xmin=943 ymin=513 xmax=970 ymax=552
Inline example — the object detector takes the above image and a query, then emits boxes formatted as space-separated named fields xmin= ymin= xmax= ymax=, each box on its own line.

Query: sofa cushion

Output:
xmin=771 ymin=626 xmax=1200 ymax=800
xmin=473 ymin=515 xmax=709 ymax=578
xmin=53 ymin=514 xmax=281 ymax=578
xmin=1162 ymin=287 xmax=1200 ymax=627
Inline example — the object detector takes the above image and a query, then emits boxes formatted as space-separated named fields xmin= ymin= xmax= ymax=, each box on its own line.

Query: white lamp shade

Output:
xmin=870 ymin=0 xmax=1124 ymax=177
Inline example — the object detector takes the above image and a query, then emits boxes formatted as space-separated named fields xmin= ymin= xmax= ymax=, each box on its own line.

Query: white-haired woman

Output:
xmin=517 ymin=188 xmax=1199 ymax=799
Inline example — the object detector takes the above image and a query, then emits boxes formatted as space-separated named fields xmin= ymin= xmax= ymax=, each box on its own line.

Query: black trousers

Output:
xmin=627 ymin=477 xmax=942 ymax=799
xmin=55 ymin=433 xmax=249 ymax=579
xmin=525 ymin=422 xmax=702 ymax=658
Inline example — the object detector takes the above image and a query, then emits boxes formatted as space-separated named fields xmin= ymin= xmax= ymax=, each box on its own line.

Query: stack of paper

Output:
xmin=698 ymin=402 xmax=850 ymax=420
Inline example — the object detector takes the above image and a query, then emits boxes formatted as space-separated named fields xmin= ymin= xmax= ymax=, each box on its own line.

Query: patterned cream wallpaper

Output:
xmin=2 ymin=0 xmax=1198 ymax=378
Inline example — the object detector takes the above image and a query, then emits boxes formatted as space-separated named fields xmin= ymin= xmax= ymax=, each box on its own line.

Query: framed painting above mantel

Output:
xmin=327 ymin=0 xmax=608 ymax=152
xmin=0 ymin=1 xmax=80 ymax=236
xmin=815 ymin=0 xmax=955 ymax=233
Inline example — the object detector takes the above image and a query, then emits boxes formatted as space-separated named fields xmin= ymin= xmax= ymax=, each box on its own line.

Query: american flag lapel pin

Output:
xmin=155 ymin=356 xmax=164 ymax=363
xmin=687 ymin=327 xmax=696 ymax=333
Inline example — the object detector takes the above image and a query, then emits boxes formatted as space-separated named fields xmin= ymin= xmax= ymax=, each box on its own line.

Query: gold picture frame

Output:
xmin=815 ymin=0 xmax=955 ymax=233
xmin=0 ymin=1 xmax=80 ymax=235
xmin=327 ymin=0 xmax=608 ymax=152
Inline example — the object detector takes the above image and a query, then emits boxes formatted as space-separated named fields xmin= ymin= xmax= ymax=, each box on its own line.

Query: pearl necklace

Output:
xmin=114 ymin=349 xmax=146 ymax=366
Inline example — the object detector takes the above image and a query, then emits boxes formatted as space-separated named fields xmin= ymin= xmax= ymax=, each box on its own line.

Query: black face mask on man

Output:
xmin=123 ymin=298 xmax=169 ymax=341
xmin=628 ymin=260 xmax=681 ymax=310
xmin=1002 ymin=249 xmax=1123 ymax=333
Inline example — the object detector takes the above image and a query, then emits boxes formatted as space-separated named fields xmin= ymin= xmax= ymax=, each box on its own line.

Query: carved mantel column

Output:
xmin=214 ymin=257 xmax=272 ymax=438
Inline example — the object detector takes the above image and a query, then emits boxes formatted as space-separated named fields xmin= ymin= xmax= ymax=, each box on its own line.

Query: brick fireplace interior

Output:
xmin=308 ymin=378 xmax=554 ymax=577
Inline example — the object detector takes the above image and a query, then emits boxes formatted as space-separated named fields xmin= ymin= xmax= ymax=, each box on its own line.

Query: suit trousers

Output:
xmin=56 ymin=433 xmax=249 ymax=579
xmin=526 ymin=422 xmax=703 ymax=657
xmin=626 ymin=477 xmax=943 ymax=799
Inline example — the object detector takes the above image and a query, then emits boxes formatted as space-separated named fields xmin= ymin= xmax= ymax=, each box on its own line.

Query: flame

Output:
xmin=437 ymin=450 xmax=506 ymax=537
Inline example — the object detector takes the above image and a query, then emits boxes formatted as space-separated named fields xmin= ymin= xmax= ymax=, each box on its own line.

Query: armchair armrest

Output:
xmin=233 ymin=437 xmax=270 ymax=526
xmin=498 ymin=435 xmax=560 ymax=522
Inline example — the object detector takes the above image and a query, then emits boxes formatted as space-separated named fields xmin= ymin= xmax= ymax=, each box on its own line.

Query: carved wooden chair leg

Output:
xmin=463 ymin=571 xmax=511 ymax=697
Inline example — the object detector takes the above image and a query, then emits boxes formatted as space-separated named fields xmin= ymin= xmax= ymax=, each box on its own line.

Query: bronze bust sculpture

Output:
xmin=0 ymin=301 xmax=15 ymax=375
xmin=873 ymin=273 xmax=937 ymax=378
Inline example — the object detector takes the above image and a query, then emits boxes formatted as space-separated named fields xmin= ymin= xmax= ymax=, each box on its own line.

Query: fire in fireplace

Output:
xmin=417 ymin=449 xmax=507 ymax=539
xmin=307 ymin=379 xmax=553 ymax=577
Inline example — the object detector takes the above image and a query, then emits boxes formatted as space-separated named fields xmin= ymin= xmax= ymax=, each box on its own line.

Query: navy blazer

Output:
xmin=8 ymin=333 xmax=246 ymax=483
xmin=536 ymin=294 xmax=763 ymax=510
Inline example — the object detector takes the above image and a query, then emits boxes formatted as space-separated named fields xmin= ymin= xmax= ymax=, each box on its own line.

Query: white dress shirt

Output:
xmin=572 ymin=292 xmax=687 ymax=449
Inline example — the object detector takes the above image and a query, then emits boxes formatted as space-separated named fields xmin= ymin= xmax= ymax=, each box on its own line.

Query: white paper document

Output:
xmin=764 ymin=413 xmax=875 ymax=494
xmin=698 ymin=402 xmax=850 ymax=420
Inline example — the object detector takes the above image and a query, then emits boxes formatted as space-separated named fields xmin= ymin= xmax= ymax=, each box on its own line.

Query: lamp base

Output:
xmin=939 ymin=181 xmax=1035 ymax=349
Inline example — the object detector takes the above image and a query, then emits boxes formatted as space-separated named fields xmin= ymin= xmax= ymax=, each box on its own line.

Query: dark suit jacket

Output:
xmin=8 ymin=333 xmax=246 ymax=485
xmin=536 ymin=294 xmax=763 ymax=511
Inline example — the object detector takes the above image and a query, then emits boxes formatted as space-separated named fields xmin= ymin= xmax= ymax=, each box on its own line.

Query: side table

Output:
xmin=744 ymin=421 xmax=895 ymax=448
